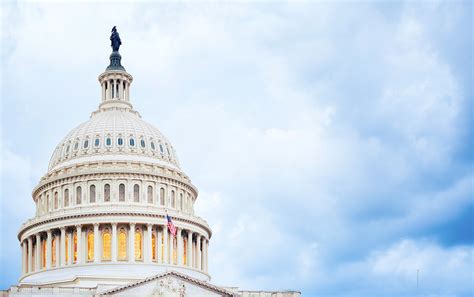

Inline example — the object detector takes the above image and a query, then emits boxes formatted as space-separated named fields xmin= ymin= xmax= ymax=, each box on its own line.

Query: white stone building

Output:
xmin=1 ymin=30 xmax=301 ymax=297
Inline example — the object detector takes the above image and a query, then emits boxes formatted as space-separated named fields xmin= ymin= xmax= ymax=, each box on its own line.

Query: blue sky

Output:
xmin=1 ymin=1 xmax=472 ymax=296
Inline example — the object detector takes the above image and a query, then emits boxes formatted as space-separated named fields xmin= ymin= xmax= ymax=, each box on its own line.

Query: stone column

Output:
xmin=21 ymin=241 xmax=26 ymax=274
xmin=111 ymin=223 xmax=118 ymax=262
xmin=196 ymin=235 xmax=201 ymax=270
xmin=129 ymin=223 xmax=135 ymax=262
xmin=46 ymin=230 xmax=52 ymax=269
xmin=204 ymin=239 xmax=209 ymax=273
xmin=76 ymin=225 xmax=82 ymax=264
xmin=157 ymin=228 xmax=162 ymax=263
xmin=60 ymin=228 xmax=66 ymax=267
xmin=126 ymin=82 xmax=130 ymax=101
xmin=177 ymin=228 xmax=183 ymax=266
xmin=187 ymin=231 xmax=192 ymax=268
xmin=35 ymin=234 xmax=41 ymax=270
xmin=55 ymin=234 xmax=60 ymax=267
xmin=27 ymin=237 xmax=32 ymax=273
xmin=94 ymin=223 xmax=100 ymax=263
xmin=163 ymin=224 xmax=168 ymax=264
xmin=146 ymin=224 xmax=152 ymax=263
xmin=101 ymin=82 xmax=106 ymax=102
xmin=118 ymin=79 xmax=124 ymax=100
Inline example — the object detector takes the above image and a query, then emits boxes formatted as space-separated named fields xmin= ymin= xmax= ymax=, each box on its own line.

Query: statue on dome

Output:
xmin=110 ymin=26 xmax=122 ymax=52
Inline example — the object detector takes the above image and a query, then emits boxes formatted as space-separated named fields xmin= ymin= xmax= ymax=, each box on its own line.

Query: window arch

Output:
xmin=102 ymin=228 xmax=111 ymax=260
xmin=118 ymin=228 xmax=127 ymax=260
xmin=133 ymin=185 xmax=140 ymax=202
xmin=171 ymin=190 xmax=176 ymax=208
xmin=74 ymin=141 xmax=79 ymax=151
xmin=160 ymin=188 xmax=165 ymax=206
xmin=179 ymin=193 xmax=183 ymax=210
xmin=129 ymin=137 xmax=135 ymax=147
xmin=90 ymin=185 xmax=96 ymax=203
xmin=117 ymin=137 xmax=124 ymax=146
xmin=54 ymin=192 xmax=59 ymax=209
xmin=104 ymin=184 xmax=110 ymax=202
xmin=159 ymin=144 xmax=164 ymax=153
xmin=94 ymin=138 xmax=100 ymax=147
xmin=83 ymin=138 xmax=89 ymax=149
xmin=147 ymin=186 xmax=153 ymax=204
xmin=64 ymin=189 xmax=69 ymax=207
xmin=87 ymin=230 xmax=94 ymax=262
xmin=106 ymin=137 xmax=112 ymax=147
xmin=140 ymin=139 xmax=146 ymax=148
xmin=135 ymin=228 xmax=142 ymax=261
xmin=151 ymin=141 xmax=155 ymax=150
xmin=119 ymin=184 xmax=125 ymax=202
xmin=76 ymin=186 xmax=82 ymax=205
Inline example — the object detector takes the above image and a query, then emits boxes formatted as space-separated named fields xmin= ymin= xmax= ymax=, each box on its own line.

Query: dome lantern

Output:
xmin=98 ymin=26 xmax=133 ymax=111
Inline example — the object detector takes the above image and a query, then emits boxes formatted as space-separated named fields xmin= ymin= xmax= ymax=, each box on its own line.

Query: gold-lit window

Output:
xmin=87 ymin=231 xmax=94 ymax=261
xmin=152 ymin=233 xmax=157 ymax=261
xmin=134 ymin=229 xmax=142 ymax=260
xmin=52 ymin=237 xmax=57 ymax=266
xmin=65 ymin=235 xmax=69 ymax=263
xmin=172 ymin=237 xmax=177 ymax=265
xmin=118 ymin=229 xmax=127 ymax=260
xmin=42 ymin=240 xmax=46 ymax=268
xmin=183 ymin=236 xmax=187 ymax=265
xmin=73 ymin=232 xmax=77 ymax=263
xmin=102 ymin=230 xmax=111 ymax=260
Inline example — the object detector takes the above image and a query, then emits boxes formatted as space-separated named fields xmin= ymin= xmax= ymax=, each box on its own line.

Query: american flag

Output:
xmin=166 ymin=214 xmax=177 ymax=237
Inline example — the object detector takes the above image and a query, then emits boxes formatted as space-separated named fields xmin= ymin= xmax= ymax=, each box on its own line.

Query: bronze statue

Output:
xmin=110 ymin=26 xmax=121 ymax=52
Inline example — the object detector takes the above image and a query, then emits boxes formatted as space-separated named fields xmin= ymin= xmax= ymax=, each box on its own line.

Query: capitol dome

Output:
xmin=48 ymin=107 xmax=181 ymax=172
xmin=17 ymin=29 xmax=211 ymax=290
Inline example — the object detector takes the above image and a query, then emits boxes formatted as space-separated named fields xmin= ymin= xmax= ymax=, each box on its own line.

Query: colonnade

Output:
xmin=20 ymin=221 xmax=209 ymax=276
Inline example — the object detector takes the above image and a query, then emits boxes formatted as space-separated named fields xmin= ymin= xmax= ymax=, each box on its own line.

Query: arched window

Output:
xmin=133 ymin=185 xmax=139 ymax=202
xmin=151 ymin=142 xmax=155 ymax=150
xmin=102 ymin=229 xmax=111 ymax=260
xmin=94 ymin=138 xmax=100 ymax=147
xmin=159 ymin=144 xmax=164 ymax=153
xmin=140 ymin=139 xmax=146 ymax=148
xmin=160 ymin=188 xmax=165 ymax=206
xmin=52 ymin=236 xmax=57 ymax=266
xmin=104 ymin=184 xmax=110 ymax=202
xmin=119 ymin=184 xmax=125 ymax=202
xmin=118 ymin=229 xmax=127 ymax=260
xmin=46 ymin=194 xmax=50 ymax=212
xmin=152 ymin=233 xmax=157 ymax=262
xmin=90 ymin=185 xmax=96 ymax=203
xmin=54 ymin=192 xmax=58 ymax=209
xmin=129 ymin=138 xmax=135 ymax=147
xmin=171 ymin=190 xmax=176 ymax=208
xmin=83 ymin=139 xmax=89 ymax=149
xmin=73 ymin=232 xmax=78 ymax=263
xmin=76 ymin=186 xmax=82 ymax=205
xmin=64 ymin=189 xmax=69 ymax=207
xmin=180 ymin=193 xmax=183 ymax=210
xmin=87 ymin=231 xmax=94 ymax=262
xmin=117 ymin=137 xmax=123 ymax=146
xmin=74 ymin=141 xmax=79 ymax=151
xmin=106 ymin=137 xmax=112 ymax=146
xmin=135 ymin=228 xmax=142 ymax=261
xmin=147 ymin=186 xmax=153 ymax=204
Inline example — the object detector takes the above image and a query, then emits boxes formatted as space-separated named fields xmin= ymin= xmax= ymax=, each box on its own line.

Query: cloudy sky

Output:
xmin=1 ymin=1 xmax=472 ymax=296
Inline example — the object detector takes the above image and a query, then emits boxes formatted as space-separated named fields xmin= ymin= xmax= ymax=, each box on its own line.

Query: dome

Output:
xmin=48 ymin=107 xmax=181 ymax=172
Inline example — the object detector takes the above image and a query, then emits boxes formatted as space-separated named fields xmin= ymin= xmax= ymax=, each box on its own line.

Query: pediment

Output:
xmin=98 ymin=271 xmax=237 ymax=297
